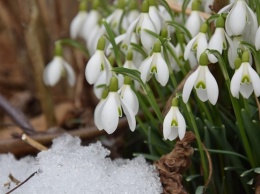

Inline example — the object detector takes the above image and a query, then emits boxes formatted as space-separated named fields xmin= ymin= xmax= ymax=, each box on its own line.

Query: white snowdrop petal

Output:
xmin=70 ymin=12 xmax=87 ymax=39
xmin=226 ymin=1 xmax=246 ymax=36
xmin=125 ymin=17 xmax=139 ymax=46
xmin=230 ymin=65 xmax=244 ymax=98
xmin=185 ymin=11 xmax=203 ymax=38
xmin=167 ymin=127 xmax=179 ymax=141
xmin=82 ymin=10 xmax=99 ymax=41
xmin=240 ymin=83 xmax=253 ymax=99
xmin=94 ymin=71 xmax=106 ymax=99
xmin=163 ymin=107 xmax=174 ymax=139
xmin=184 ymin=36 xmax=197 ymax=60
xmin=43 ymin=57 xmax=63 ymax=86
xmin=100 ymin=93 xmax=119 ymax=134
xmin=208 ymin=28 xmax=224 ymax=63
xmin=196 ymin=88 xmax=208 ymax=102
xmin=205 ymin=67 xmax=219 ymax=105
xmin=140 ymin=14 xmax=157 ymax=50
xmin=62 ymin=60 xmax=76 ymax=86
xmin=85 ymin=51 xmax=103 ymax=84
xmin=104 ymin=57 xmax=112 ymax=85
xmin=121 ymin=98 xmax=136 ymax=132
xmin=245 ymin=4 xmax=258 ymax=42
xmin=149 ymin=6 xmax=162 ymax=33
xmin=94 ymin=100 xmax=105 ymax=130
xmin=139 ymin=57 xmax=153 ymax=83
xmin=176 ymin=108 xmax=186 ymax=140
xmin=247 ymin=64 xmax=260 ymax=96
xmin=106 ymin=34 xmax=126 ymax=55
xmin=218 ymin=3 xmax=233 ymax=14
xmin=155 ymin=54 xmax=169 ymax=86
xmin=182 ymin=67 xmax=200 ymax=103
xmin=196 ymin=34 xmax=208 ymax=61
xmin=120 ymin=85 xmax=139 ymax=115
xmin=255 ymin=27 xmax=260 ymax=50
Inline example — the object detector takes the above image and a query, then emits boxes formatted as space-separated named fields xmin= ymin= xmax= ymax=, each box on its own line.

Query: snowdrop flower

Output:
xmin=183 ymin=52 xmax=219 ymax=105
xmin=148 ymin=0 xmax=163 ymax=33
xmin=70 ymin=1 xmax=88 ymax=39
xmin=208 ymin=16 xmax=229 ymax=63
xmin=43 ymin=43 xmax=76 ymax=87
xmin=85 ymin=36 xmax=112 ymax=85
xmin=139 ymin=40 xmax=169 ymax=86
xmin=118 ymin=77 xmax=139 ymax=115
xmin=125 ymin=1 xmax=140 ymax=25
xmin=185 ymin=0 xmax=204 ymax=38
xmin=255 ymin=26 xmax=260 ymax=51
xmin=219 ymin=0 xmax=257 ymax=40
xmin=163 ymin=97 xmax=186 ymax=141
xmin=124 ymin=0 xmax=157 ymax=51
xmin=184 ymin=23 xmax=208 ymax=61
xmin=106 ymin=0 xmax=125 ymax=35
xmin=94 ymin=77 xmax=136 ymax=134
xmin=230 ymin=51 xmax=260 ymax=99
xmin=82 ymin=0 xmax=100 ymax=42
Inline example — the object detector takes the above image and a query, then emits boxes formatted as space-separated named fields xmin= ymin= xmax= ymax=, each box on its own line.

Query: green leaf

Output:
xmin=182 ymin=0 xmax=191 ymax=22
xmin=58 ymin=38 xmax=89 ymax=57
xmin=130 ymin=43 xmax=148 ymax=58
xmin=112 ymin=67 xmax=142 ymax=83
xmin=133 ymin=153 xmax=160 ymax=161
xmin=240 ymin=41 xmax=257 ymax=56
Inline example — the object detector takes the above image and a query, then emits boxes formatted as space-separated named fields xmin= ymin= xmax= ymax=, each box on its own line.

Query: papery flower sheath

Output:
xmin=163 ymin=98 xmax=186 ymax=141
xmin=230 ymin=52 xmax=260 ymax=99
xmin=182 ymin=52 xmax=219 ymax=105
xmin=139 ymin=41 xmax=169 ymax=86
xmin=94 ymin=77 xmax=136 ymax=134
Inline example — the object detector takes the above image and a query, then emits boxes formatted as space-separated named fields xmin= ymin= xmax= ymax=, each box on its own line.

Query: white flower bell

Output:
xmin=94 ymin=77 xmax=136 ymax=134
xmin=43 ymin=43 xmax=76 ymax=87
xmin=219 ymin=0 xmax=257 ymax=40
xmin=85 ymin=36 xmax=112 ymax=85
xmin=184 ymin=23 xmax=208 ymax=61
xmin=255 ymin=26 xmax=260 ymax=51
xmin=230 ymin=51 xmax=260 ymax=99
xmin=208 ymin=16 xmax=229 ymax=63
xmin=139 ymin=40 xmax=169 ymax=86
xmin=124 ymin=0 xmax=157 ymax=51
xmin=148 ymin=0 xmax=163 ymax=33
xmin=183 ymin=52 xmax=219 ymax=105
xmin=185 ymin=0 xmax=204 ymax=38
xmin=70 ymin=1 xmax=88 ymax=39
xmin=163 ymin=97 xmax=186 ymax=141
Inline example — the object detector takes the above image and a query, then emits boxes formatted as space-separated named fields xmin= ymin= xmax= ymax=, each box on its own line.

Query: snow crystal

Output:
xmin=0 ymin=134 xmax=162 ymax=194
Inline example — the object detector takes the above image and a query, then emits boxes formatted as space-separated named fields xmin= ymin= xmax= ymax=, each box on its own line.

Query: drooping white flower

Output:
xmin=82 ymin=9 xmax=100 ymax=42
xmin=148 ymin=0 xmax=163 ymax=33
xmin=118 ymin=77 xmax=139 ymax=115
xmin=139 ymin=41 xmax=169 ymax=86
xmin=163 ymin=98 xmax=186 ymax=141
xmin=184 ymin=23 xmax=208 ymax=61
xmin=183 ymin=53 xmax=219 ymax=105
xmin=105 ymin=0 xmax=125 ymax=35
xmin=70 ymin=1 xmax=88 ymax=39
xmin=185 ymin=1 xmax=204 ymax=37
xmin=219 ymin=0 xmax=257 ymax=41
xmin=208 ymin=16 xmax=229 ymax=63
xmin=94 ymin=77 xmax=136 ymax=134
xmin=87 ymin=24 xmax=106 ymax=56
xmin=230 ymin=52 xmax=260 ymax=99
xmin=124 ymin=0 xmax=157 ymax=51
xmin=43 ymin=54 xmax=76 ymax=87
xmin=255 ymin=26 xmax=260 ymax=51
xmin=85 ymin=37 xmax=112 ymax=85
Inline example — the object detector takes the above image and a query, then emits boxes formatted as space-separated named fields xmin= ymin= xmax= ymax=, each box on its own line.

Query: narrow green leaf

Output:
xmin=58 ymin=38 xmax=89 ymax=57
xmin=166 ymin=21 xmax=192 ymax=40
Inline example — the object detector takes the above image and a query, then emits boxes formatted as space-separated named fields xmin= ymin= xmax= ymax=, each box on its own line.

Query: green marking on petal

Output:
xmin=241 ymin=75 xmax=250 ymax=84
xmin=171 ymin=119 xmax=178 ymax=127
xmin=118 ymin=107 xmax=122 ymax=117
xmin=196 ymin=81 xmax=206 ymax=89
xmin=151 ymin=66 xmax=157 ymax=73
xmin=100 ymin=63 xmax=104 ymax=71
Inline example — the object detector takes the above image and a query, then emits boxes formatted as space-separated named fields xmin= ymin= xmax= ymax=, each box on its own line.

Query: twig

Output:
xmin=0 ymin=94 xmax=35 ymax=134
xmin=166 ymin=0 xmax=211 ymax=19
xmin=5 ymin=171 xmax=37 ymax=194
xmin=255 ymin=95 xmax=260 ymax=121
xmin=22 ymin=133 xmax=48 ymax=151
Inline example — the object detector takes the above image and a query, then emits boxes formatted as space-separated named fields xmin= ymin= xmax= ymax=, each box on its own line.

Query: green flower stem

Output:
xmin=211 ymin=50 xmax=256 ymax=167
xmin=185 ymin=102 xmax=208 ymax=182
xmin=196 ymin=97 xmax=214 ymax=123
xmin=255 ymin=51 xmax=260 ymax=74
xmin=57 ymin=39 xmax=89 ymax=57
